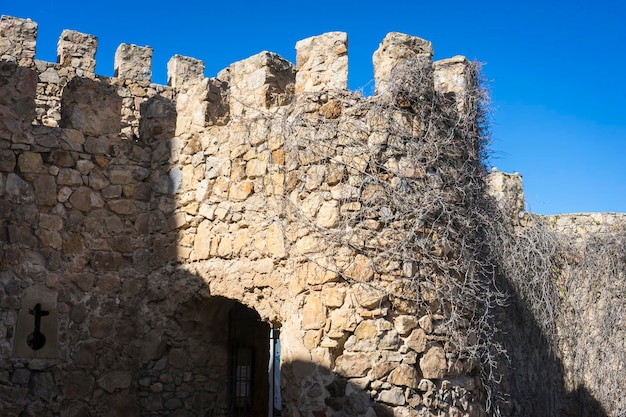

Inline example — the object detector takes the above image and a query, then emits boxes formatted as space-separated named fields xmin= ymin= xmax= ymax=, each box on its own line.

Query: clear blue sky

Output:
xmin=3 ymin=0 xmax=625 ymax=214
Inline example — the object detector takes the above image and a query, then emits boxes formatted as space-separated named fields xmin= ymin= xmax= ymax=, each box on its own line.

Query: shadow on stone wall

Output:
xmin=493 ymin=271 xmax=608 ymax=417
xmin=283 ymin=359 xmax=395 ymax=417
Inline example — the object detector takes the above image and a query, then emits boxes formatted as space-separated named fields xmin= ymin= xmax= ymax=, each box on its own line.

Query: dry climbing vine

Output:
xmin=237 ymin=56 xmax=625 ymax=416
xmin=275 ymin=58 xmax=513 ymax=412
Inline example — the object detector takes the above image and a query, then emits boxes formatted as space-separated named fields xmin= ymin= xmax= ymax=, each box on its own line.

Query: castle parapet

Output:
xmin=57 ymin=29 xmax=97 ymax=73
xmin=487 ymin=170 xmax=526 ymax=221
xmin=114 ymin=43 xmax=153 ymax=83
xmin=0 ymin=15 xmax=37 ymax=67
xmin=167 ymin=55 xmax=205 ymax=89
xmin=1 ymin=15 xmax=480 ymax=142
xmin=229 ymin=51 xmax=295 ymax=118
xmin=373 ymin=32 xmax=433 ymax=95
xmin=433 ymin=55 xmax=473 ymax=112
xmin=295 ymin=32 xmax=348 ymax=93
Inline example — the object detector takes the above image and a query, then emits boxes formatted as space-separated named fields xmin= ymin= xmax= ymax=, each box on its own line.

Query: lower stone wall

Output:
xmin=549 ymin=213 xmax=626 ymax=416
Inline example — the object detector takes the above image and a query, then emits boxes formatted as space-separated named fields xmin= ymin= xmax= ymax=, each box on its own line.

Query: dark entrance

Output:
xmin=228 ymin=303 xmax=271 ymax=417
xmin=141 ymin=296 xmax=280 ymax=417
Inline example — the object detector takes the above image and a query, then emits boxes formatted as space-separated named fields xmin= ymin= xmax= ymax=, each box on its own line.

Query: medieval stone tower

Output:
xmin=1 ymin=15 xmax=624 ymax=417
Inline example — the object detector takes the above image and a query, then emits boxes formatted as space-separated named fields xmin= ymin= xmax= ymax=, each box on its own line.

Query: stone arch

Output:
xmin=138 ymin=295 xmax=277 ymax=417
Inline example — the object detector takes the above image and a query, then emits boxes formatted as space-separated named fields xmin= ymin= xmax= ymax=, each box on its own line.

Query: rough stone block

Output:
xmin=334 ymin=352 xmax=373 ymax=378
xmin=0 ymin=16 xmax=38 ymax=67
xmin=486 ymin=170 xmax=525 ymax=221
xmin=57 ymin=30 xmax=97 ymax=72
xmin=373 ymin=32 xmax=433 ymax=95
xmin=295 ymin=32 xmax=348 ymax=93
xmin=433 ymin=55 xmax=472 ymax=112
xmin=302 ymin=293 xmax=325 ymax=330
xmin=114 ymin=43 xmax=152 ymax=82
xmin=167 ymin=55 xmax=205 ymax=89
xmin=419 ymin=345 xmax=447 ymax=379
xmin=229 ymin=51 xmax=294 ymax=117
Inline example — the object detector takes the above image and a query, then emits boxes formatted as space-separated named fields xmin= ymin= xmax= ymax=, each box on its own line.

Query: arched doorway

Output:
xmin=138 ymin=296 xmax=280 ymax=417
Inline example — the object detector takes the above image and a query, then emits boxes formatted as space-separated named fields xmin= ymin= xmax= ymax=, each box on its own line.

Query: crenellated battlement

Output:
xmin=0 ymin=16 xmax=37 ymax=66
xmin=0 ymin=15 xmax=472 ymax=136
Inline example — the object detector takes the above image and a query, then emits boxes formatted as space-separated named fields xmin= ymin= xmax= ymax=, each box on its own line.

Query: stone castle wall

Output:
xmin=488 ymin=171 xmax=626 ymax=417
xmin=1 ymin=14 xmax=624 ymax=417
xmin=0 ymin=15 xmax=487 ymax=417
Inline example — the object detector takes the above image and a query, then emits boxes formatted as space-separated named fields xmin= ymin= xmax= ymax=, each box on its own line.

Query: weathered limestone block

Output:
xmin=317 ymin=200 xmax=339 ymax=228
xmin=486 ymin=170 xmax=525 ymax=221
xmin=39 ymin=213 xmax=62 ymax=231
xmin=90 ymin=251 xmax=123 ymax=271
xmin=57 ymin=168 xmax=82 ymax=186
xmin=378 ymin=386 xmax=406 ymax=406
xmin=175 ymin=76 xmax=230 ymax=133
xmin=322 ymin=287 xmax=345 ymax=308
xmin=394 ymin=315 xmax=418 ymax=335
xmin=319 ymin=99 xmax=342 ymax=119
xmin=294 ymin=235 xmax=321 ymax=254
xmin=433 ymin=56 xmax=472 ymax=112
xmin=229 ymin=51 xmax=294 ymax=117
xmin=405 ymin=328 xmax=427 ymax=353
xmin=38 ymin=229 xmax=62 ymax=249
xmin=418 ymin=315 xmax=433 ymax=334
xmin=51 ymin=150 xmax=75 ymax=167
xmin=379 ymin=329 xmax=399 ymax=350
xmin=57 ymin=30 xmax=97 ymax=72
xmin=419 ymin=345 xmax=447 ymax=379
xmin=38 ymin=64 xmax=61 ymax=84
xmin=216 ymin=236 xmax=232 ymax=257
xmin=228 ymin=180 xmax=253 ymax=200
xmin=167 ymin=55 xmax=205 ymax=89
xmin=266 ymin=222 xmax=285 ymax=257
xmin=245 ymin=155 xmax=268 ymax=178
xmin=302 ymin=293 xmax=325 ymax=330
xmin=329 ymin=309 xmax=357 ymax=337
xmin=0 ymin=16 xmax=37 ymax=66
xmin=373 ymin=360 xmax=396 ymax=380
xmin=295 ymin=32 xmax=348 ymax=93
xmin=334 ymin=352 xmax=373 ymax=378
xmin=108 ymin=199 xmax=138 ymax=215
xmin=353 ymin=283 xmax=386 ymax=308
xmin=108 ymin=167 xmax=134 ymax=185
xmin=139 ymin=94 xmax=177 ymax=141
xmin=373 ymin=32 xmax=433 ymax=95
xmin=62 ymin=128 xmax=85 ymax=148
xmin=344 ymin=254 xmax=374 ymax=281
xmin=296 ymin=261 xmax=338 ymax=286
xmin=388 ymin=364 xmax=420 ymax=389
xmin=114 ymin=43 xmax=152 ymax=82
xmin=350 ymin=320 xmax=378 ymax=351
